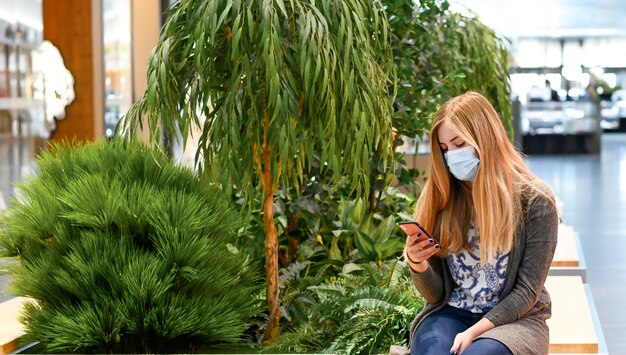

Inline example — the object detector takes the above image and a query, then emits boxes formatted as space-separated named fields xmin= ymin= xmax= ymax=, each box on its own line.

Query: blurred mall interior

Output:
xmin=0 ymin=0 xmax=625 ymax=354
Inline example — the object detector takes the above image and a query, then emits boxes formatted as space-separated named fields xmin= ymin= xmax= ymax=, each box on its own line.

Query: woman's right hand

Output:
xmin=404 ymin=232 xmax=441 ymax=273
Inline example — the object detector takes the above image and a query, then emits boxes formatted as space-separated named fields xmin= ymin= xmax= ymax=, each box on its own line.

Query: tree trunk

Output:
xmin=261 ymin=114 xmax=280 ymax=344
xmin=369 ymin=144 xmax=383 ymax=212
xmin=261 ymin=171 xmax=280 ymax=343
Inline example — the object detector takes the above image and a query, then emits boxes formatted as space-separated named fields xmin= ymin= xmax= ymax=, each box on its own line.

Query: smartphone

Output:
xmin=398 ymin=221 xmax=438 ymax=244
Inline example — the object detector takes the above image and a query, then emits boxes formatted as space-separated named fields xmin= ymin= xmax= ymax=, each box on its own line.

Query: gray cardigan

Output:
xmin=409 ymin=185 xmax=559 ymax=355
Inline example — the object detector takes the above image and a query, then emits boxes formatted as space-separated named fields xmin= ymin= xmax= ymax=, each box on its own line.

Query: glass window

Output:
xmin=102 ymin=0 xmax=132 ymax=138
xmin=515 ymin=39 xmax=562 ymax=68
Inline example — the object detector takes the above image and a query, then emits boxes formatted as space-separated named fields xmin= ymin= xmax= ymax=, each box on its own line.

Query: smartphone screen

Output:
xmin=398 ymin=221 xmax=438 ymax=244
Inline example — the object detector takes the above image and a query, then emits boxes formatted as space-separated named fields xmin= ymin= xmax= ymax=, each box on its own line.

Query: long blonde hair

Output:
xmin=416 ymin=91 xmax=550 ymax=261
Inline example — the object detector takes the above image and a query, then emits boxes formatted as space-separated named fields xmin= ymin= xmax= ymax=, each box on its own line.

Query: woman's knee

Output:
xmin=462 ymin=338 xmax=512 ymax=355
xmin=411 ymin=333 xmax=452 ymax=355
xmin=411 ymin=315 xmax=466 ymax=355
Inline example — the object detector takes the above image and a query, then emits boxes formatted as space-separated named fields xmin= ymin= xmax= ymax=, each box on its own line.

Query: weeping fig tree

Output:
xmin=120 ymin=0 xmax=395 ymax=343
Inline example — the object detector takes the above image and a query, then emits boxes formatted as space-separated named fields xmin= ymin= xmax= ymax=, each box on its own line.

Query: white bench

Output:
xmin=549 ymin=225 xmax=587 ymax=282
xmin=545 ymin=276 xmax=607 ymax=354
xmin=390 ymin=275 xmax=608 ymax=355
xmin=0 ymin=297 xmax=34 ymax=354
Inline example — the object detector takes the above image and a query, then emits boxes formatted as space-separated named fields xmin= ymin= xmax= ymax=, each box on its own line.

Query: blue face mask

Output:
xmin=444 ymin=146 xmax=480 ymax=181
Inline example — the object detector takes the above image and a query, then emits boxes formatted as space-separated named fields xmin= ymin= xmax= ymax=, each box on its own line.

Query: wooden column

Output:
xmin=131 ymin=0 xmax=160 ymax=143
xmin=43 ymin=0 xmax=103 ymax=142
xmin=132 ymin=0 xmax=160 ymax=105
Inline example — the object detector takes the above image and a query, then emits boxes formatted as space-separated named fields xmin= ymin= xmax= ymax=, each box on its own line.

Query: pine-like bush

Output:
xmin=0 ymin=140 xmax=261 ymax=353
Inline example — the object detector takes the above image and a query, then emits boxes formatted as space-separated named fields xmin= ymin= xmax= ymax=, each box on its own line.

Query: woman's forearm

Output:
xmin=450 ymin=318 xmax=496 ymax=354
xmin=409 ymin=261 xmax=444 ymax=304
xmin=468 ymin=317 xmax=495 ymax=338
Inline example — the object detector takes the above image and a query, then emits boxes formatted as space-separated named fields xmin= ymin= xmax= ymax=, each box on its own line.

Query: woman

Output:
xmin=404 ymin=92 xmax=558 ymax=355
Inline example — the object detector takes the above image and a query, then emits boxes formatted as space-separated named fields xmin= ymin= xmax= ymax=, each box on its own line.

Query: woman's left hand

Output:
xmin=450 ymin=330 xmax=474 ymax=354
xmin=450 ymin=318 xmax=495 ymax=354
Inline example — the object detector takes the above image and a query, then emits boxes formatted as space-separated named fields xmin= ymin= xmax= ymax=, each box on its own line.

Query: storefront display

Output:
xmin=0 ymin=0 xmax=44 ymax=200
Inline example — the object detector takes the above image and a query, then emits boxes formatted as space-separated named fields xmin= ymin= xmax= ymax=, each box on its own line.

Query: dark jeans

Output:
xmin=411 ymin=305 xmax=512 ymax=355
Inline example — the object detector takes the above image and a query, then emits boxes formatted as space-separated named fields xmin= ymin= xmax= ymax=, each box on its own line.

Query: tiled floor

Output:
xmin=527 ymin=133 xmax=626 ymax=355
xmin=0 ymin=275 xmax=12 ymax=302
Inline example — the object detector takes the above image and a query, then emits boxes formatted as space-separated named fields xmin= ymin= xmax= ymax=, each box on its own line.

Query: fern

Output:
xmin=271 ymin=259 xmax=425 ymax=354
xmin=326 ymin=281 xmax=423 ymax=354
xmin=279 ymin=260 xmax=311 ymax=286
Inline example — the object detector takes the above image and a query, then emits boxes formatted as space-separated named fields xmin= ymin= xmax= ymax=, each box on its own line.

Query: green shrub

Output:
xmin=0 ymin=140 xmax=262 ymax=353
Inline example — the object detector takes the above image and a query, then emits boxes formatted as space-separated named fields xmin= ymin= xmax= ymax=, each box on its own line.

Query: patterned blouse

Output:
xmin=447 ymin=224 xmax=510 ymax=313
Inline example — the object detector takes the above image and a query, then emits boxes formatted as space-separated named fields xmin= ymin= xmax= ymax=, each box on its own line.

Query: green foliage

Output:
xmin=106 ymin=0 xmax=511 ymax=350
xmin=121 ymin=0 xmax=395 ymax=198
xmin=446 ymin=9 xmax=512 ymax=134
xmin=0 ymin=140 xmax=262 ymax=353
xmin=385 ymin=0 xmax=512 ymax=139
xmin=120 ymin=0 xmax=398 ymax=341
xmin=269 ymin=259 xmax=424 ymax=354
xmin=339 ymin=199 xmax=405 ymax=266
xmin=233 ymin=170 xmax=416 ymax=268
xmin=258 ymin=0 xmax=512 ymax=349
xmin=233 ymin=0 xmax=511 ymax=350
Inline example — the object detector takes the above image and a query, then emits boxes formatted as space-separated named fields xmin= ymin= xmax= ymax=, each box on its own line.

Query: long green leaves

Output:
xmin=385 ymin=0 xmax=512 ymax=140
xmin=121 ymin=0 xmax=395 ymax=199
xmin=450 ymin=9 xmax=513 ymax=135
